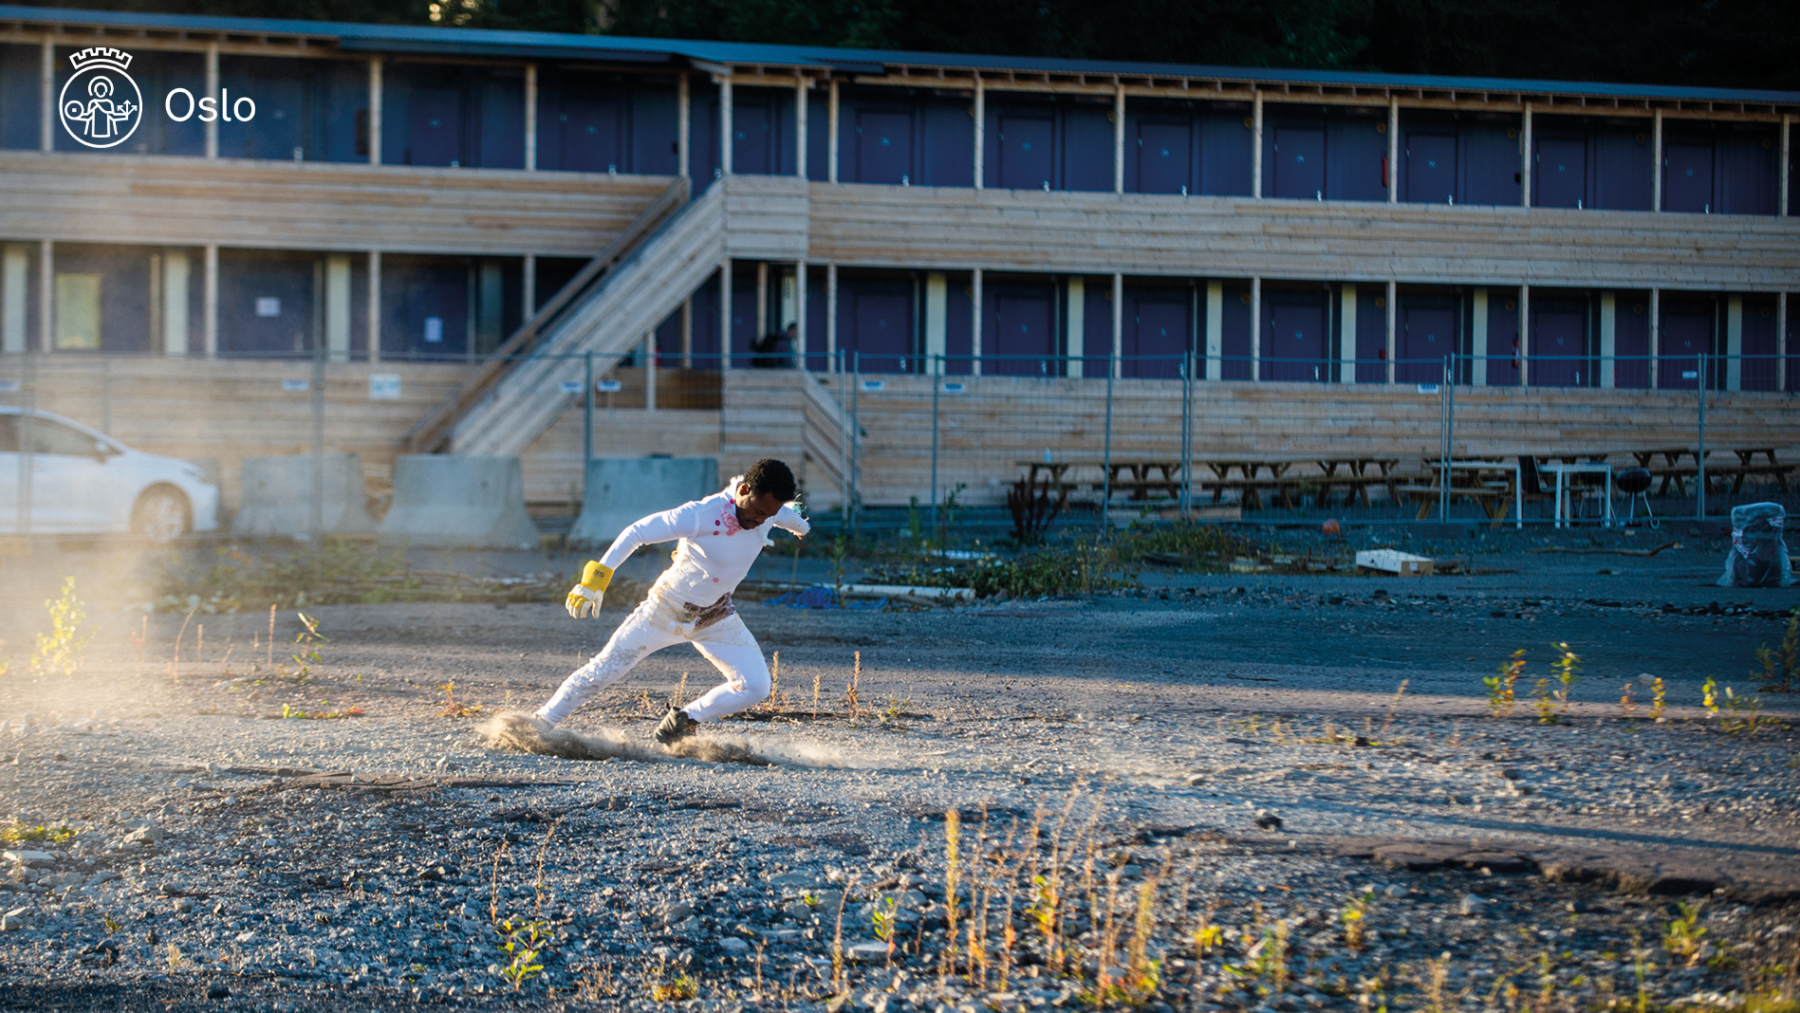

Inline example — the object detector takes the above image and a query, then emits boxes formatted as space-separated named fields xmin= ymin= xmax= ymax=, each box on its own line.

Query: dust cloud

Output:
xmin=479 ymin=710 xmax=877 ymax=770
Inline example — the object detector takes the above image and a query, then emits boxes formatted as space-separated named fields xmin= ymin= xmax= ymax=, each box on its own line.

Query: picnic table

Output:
xmin=1395 ymin=459 xmax=1523 ymax=528
xmin=1626 ymin=447 xmax=1795 ymax=497
xmin=1014 ymin=459 xmax=1185 ymax=502
xmin=1195 ymin=456 xmax=1400 ymax=510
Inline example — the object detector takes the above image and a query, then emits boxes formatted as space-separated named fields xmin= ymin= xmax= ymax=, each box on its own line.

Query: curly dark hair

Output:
xmin=742 ymin=458 xmax=797 ymax=502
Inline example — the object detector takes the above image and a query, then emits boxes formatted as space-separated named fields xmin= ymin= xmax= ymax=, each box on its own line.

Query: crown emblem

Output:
xmin=68 ymin=47 xmax=133 ymax=73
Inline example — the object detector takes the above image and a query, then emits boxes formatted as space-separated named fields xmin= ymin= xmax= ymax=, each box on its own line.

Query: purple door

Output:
xmin=1270 ymin=126 xmax=1324 ymax=199
xmin=998 ymin=115 xmax=1054 ymax=190
xmin=1658 ymin=311 xmax=1711 ymax=389
xmin=1718 ymin=133 xmax=1777 ymax=215
xmin=1664 ymin=142 xmax=1714 ymax=213
xmin=1398 ymin=305 xmax=1456 ymax=384
xmin=1264 ymin=299 xmax=1328 ymax=381
xmin=1531 ymin=308 xmax=1587 ymax=387
xmin=733 ymin=96 xmax=774 ymax=175
xmin=730 ymin=284 xmax=757 ymax=368
xmin=1137 ymin=121 xmax=1191 ymax=194
xmin=1741 ymin=300 xmax=1778 ymax=391
xmin=855 ymin=110 xmax=912 ymax=184
xmin=1126 ymin=297 xmax=1188 ymax=378
xmin=1535 ymin=135 xmax=1587 ymax=208
xmin=1404 ymin=132 xmax=1457 ymax=203
xmin=408 ymin=88 xmax=461 ymax=166
xmin=987 ymin=289 xmax=1055 ymax=376
xmin=847 ymin=288 xmax=912 ymax=373
xmin=559 ymin=97 xmax=622 ymax=172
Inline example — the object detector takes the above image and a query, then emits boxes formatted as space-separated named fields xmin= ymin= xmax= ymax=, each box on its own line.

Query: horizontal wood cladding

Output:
xmin=721 ymin=175 xmax=810 ymax=261
xmin=804 ymin=184 xmax=1800 ymax=290
xmin=0 ymin=154 xmax=673 ymax=256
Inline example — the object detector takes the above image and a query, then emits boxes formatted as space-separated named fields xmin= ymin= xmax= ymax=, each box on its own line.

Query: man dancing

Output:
xmin=534 ymin=458 xmax=808 ymax=745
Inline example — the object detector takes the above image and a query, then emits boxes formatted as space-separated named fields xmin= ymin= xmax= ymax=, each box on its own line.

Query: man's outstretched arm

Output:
xmin=565 ymin=502 xmax=704 ymax=619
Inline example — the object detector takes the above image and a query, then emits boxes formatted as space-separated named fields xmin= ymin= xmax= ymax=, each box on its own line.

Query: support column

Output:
xmin=1251 ymin=91 xmax=1263 ymax=198
xmin=825 ymin=264 xmax=838 ymax=371
xmin=524 ymin=64 xmax=537 ymax=171
xmin=827 ymin=79 xmax=839 ymax=183
xmin=202 ymin=244 xmax=218 ymax=358
xmin=645 ymin=332 xmax=657 ymax=411
xmin=924 ymin=272 xmax=947 ymax=375
xmin=1384 ymin=280 xmax=1397 ymax=383
xmin=1338 ymin=285 xmax=1358 ymax=383
xmin=1599 ymin=291 xmax=1617 ymax=388
xmin=205 ymin=43 xmax=219 ymax=159
xmin=1471 ymin=289 xmax=1489 ymax=386
xmin=326 ymin=253 xmax=351 ymax=363
xmin=719 ymin=259 xmax=732 ymax=371
xmin=795 ymin=261 xmax=808 ymax=365
xmin=1065 ymin=276 xmax=1085 ymax=378
xmin=1250 ymin=277 xmax=1262 ymax=380
xmin=367 ymin=250 xmax=382 ymax=363
xmin=39 ymin=38 xmax=53 ymax=152
xmin=1520 ymin=102 xmax=1533 ymax=208
xmin=1725 ymin=295 xmax=1743 ymax=391
xmin=1387 ymin=96 xmax=1399 ymax=204
xmin=1648 ymin=288 xmax=1660 ymax=387
xmin=680 ymin=297 xmax=693 ymax=368
xmin=1113 ymin=84 xmax=1126 ymax=194
xmin=1518 ymin=283 xmax=1531 ymax=388
xmin=368 ymin=59 xmax=383 ymax=165
xmin=971 ymin=268 xmax=984 ymax=376
xmin=1777 ymin=291 xmax=1787 ymax=392
xmin=37 ymin=240 xmax=50 ymax=352
xmin=1204 ymin=281 xmax=1223 ymax=381
xmin=719 ymin=76 xmax=733 ymax=176
xmin=1781 ymin=114 xmax=1791 ymax=218
xmin=795 ymin=74 xmax=808 ymax=178
xmin=1652 ymin=109 xmax=1663 ymax=212
xmin=677 ymin=74 xmax=690 ymax=179
xmin=1111 ymin=273 xmax=1124 ymax=380
xmin=972 ymin=76 xmax=984 ymax=190
xmin=2 ymin=244 xmax=27 ymax=353
xmin=521 ymin=254 xmax=535 ymax=324
xmin=756 ymin=261 xmax=768 ymax=345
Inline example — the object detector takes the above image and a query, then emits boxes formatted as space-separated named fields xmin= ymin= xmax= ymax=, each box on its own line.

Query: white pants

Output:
xmin=534 ymin=591 xmax=771 ymax=727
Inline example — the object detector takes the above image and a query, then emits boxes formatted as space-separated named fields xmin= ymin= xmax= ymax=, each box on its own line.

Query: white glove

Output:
xmin=566 ymin=584 xmax=602 ymax=619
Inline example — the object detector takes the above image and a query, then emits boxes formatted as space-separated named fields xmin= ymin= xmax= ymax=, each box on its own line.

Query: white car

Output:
xmin=0 ymin=406 xmax=220 ymax=542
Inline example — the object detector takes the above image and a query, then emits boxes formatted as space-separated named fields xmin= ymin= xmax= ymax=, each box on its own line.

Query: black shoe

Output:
xmin=654 ymin=705 xmax=697 ymax=745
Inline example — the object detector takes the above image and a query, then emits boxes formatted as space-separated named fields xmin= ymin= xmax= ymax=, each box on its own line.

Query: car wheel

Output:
xmin=132 ymin=486 xmax=191 ymax=543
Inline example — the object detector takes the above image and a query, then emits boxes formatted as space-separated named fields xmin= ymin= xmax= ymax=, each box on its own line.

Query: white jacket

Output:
xmin=598 ymin=488 xmax=809 ymax=605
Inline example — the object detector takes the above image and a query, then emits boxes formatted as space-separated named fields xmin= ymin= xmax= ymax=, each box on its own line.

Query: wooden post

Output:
xmin=1599 ymin=291 xmax=1617 ymax=388
xmin=825 ymin=264 xmax=838 ymax=371
xmin=39 ymin=38 xmax=53 ymax=152
xmin=973 ymin=76 xmax=985 ymax=190
xmin=1652 ymin=109 xmax=1663 ymax=212
xmin=1387 ymin=96 xmax=1399 ymax=204
xmin=1725 ymin=295 xmax=1743 ymax=391
xmin=1113 ymin=83 xmax=1126 ymax=194
xmin=719 ymin=259 xmax=732 ymax=370
xmin=205 ymin=43 xmax=220 ymax=159
xmin=1471 ymin=288 xmax=1489 ymax=386
xmin=1339 ymin=284 xmax=1358 ymax=383
xmin=163 ymin=250 xmax=190 ymax=356
xmin=1250 ymin=277 xmax=1262 ymax=380
xmin=795 ymin=74 xmax=808 ymax=178
xmin=1112 ymin=273 xmax=1124 ymax=380
xmin=326 ymin=254 xmax=352 ymax=363
xmin=795 ymin=260 xmax=808 ymax=365
xmin=203 ymin=244 xmax=218 ymax=359
xmin=827 ymin=79 xmax=839 ymax=183
xmin=1251 ymin=91 xmax=1263 ymax=199
xmin=524 ymin=63 xmax=537 ymax=171
xmin=645 ymin=332 xmax=657 ymax=411
xmin=521 ymin=254 xmax=535 ymax=324
xmin=1384 ymin=280 xmax=1397 ymax=384
xmin=1777 ymin=291 xmax=1787 ymax=392
xmin=720 ymin=75 xmax=733 ymax=176
xmin=1518 ymin=283 xmax=1531 ymax=388
xmin=971 ymin=268 xmax=984 ymax=376
xmin=1521 ymin=102 xmax=1532 ymax=208
xmin=756 ymin=261 xmax=769 ymax=349
xmin=677 ymin=74 xmax=690 ymax=179
xmin=367 ymin=250 xmax=382 ymax=363
xmin=680 ymin=297 xmax=693 ymax=368
xmin=1204 ymin=281 xmax=1223 ymax=381
xmin=37 ymin=240 xmax=51 ymax=353
xmin=368 ymin=59 xmax=383 ymax=165
xmin=1649 ymin=287 xmax=1660 ymax=387
xmin=1781 ymin=114 xmax=1791 ymax=218
xmin=1065 ymin=276 xmax=1084 ymax=377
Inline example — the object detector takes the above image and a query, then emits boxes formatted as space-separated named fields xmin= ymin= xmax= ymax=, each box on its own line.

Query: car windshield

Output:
xmin=27 ymin=419 xmax=102 ymax=457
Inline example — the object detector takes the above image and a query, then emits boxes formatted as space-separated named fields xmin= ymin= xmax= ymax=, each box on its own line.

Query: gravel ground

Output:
xmin=0 ymin=534 xmax=1796 ymax=1012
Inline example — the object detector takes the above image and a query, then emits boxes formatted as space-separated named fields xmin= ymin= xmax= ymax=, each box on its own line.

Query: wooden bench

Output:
xmin=1394 ymin=483 xmax=1514 ymax=522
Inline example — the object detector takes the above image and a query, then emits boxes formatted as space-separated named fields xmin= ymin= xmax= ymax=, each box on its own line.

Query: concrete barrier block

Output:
xmin=377 ymin=455 xmax=540 ymax=550
xmin=568 ymin=457 xmax=719 ymax=548
xmin=232 ymin=453 xmax=376 ymax=538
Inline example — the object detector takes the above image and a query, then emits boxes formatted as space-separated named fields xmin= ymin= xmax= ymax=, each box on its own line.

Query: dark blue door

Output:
xmin=560 ymin=97 xmax=623 ymax=172
xmin=223 ymin=262 xmax=315 ymax=357
xmin=396 ymin=275 xmax=467 ymax=359
xmin=1127 ymin=298 xmax=1188 ymax=378
xmin=1137 ymin=121 xmax=1191 ymax=194
xmin=1404 ymin=132 xmax=1457 ymax=203
xmin=730 ymin=283 xmax=756 ymax=368
xmin=1398 ymin=305 xmax=1455 ymax=384
xmin=1593 ymin=130 xmax=1652 ymax=210
xmin=848 ymin=288 xmax=912 ymax=373
xmin=855 ymin=111 xmax=912 ymax=184
xmin=998 ymin=115 xmax=1054 ymax=190
xmin=1531 ymin=308 xmax=1587 ymax=387
xmin=408 ymin=88 xmax=461 ymax=166
xmin=988 ymin=289 xmax=1055 ymax=376
xmin=1664 ymin=142 xmax=1714 ymax=213
xmin=1264 ymin=299 xmax=1327 ymax=381
xmin=1535 ymin=135 xmax=1587 ymax=208
xmin=1271 ymin=126 xmax=1325 ymax=199
xmin=1741 ymin=300 xmax=1778 ymax=391
xmin=1658 ymin=310 xmax=1711 ymax=389
xmin=226 ymin=71 xmax=306 ymax=160
xmin=733 ymin=95 xmax=774 ymax=175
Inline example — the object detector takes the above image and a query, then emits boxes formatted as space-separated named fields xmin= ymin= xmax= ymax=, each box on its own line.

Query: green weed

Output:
xmin=289 ymin=612 xmax=328 ymax=678
xmin=495 ymin=916 xmax=549 ymax=989
xmin=1752 ymin=608 xmax=1799 ymax=693
xmin=1664 ymin=902 xmax=1707 ymax=967
xmin=0 ymin=820 xmax=77 ymax=845
xmin=32 ymin=577 xmax=92 ymax=678
xmin=1340 ymin=889 xmax=1375 ymax=950
xmin=1485 ymin=650 xmax=1526 ymax=717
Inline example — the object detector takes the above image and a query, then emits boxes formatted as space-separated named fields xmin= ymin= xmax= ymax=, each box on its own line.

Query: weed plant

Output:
xmin=32 ymin=577 xmax=91 ymax=678
xmin=1752 ymin=608 xmax=1800 ymax=693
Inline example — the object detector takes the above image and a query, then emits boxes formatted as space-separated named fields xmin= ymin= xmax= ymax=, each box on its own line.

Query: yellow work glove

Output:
xmin=564 ymin=560 xmax=613 ymax=619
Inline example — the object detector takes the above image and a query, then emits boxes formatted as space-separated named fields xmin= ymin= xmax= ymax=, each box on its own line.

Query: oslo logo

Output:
xmin=60 ymin=47 xmax=142 ymax=148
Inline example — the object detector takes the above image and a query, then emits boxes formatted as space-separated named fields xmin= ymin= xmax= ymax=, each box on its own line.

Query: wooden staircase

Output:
xmin=721 ymin=370 xmax=857 ymax=511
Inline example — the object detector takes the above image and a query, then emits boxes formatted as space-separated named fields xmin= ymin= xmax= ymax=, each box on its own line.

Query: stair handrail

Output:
xmin=406 ymin=175 xmax=691 ymax=453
